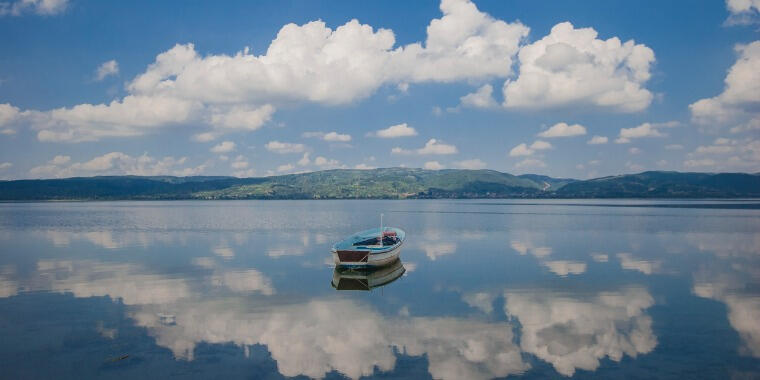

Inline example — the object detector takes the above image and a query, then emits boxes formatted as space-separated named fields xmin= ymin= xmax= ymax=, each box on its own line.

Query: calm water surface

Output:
xmin=0 ymin=200 xmax=758 ymax=379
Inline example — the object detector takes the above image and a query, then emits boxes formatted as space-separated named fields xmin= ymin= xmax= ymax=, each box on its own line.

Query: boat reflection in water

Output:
xmin=331 ymin=258 xmax=406 ymax=291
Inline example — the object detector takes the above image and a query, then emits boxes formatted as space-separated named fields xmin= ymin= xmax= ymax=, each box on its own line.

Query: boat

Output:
xmin=331 ymin=259 xmax=406 ymax=291
xmin=331 ymin=214 xmax=405 ymax=268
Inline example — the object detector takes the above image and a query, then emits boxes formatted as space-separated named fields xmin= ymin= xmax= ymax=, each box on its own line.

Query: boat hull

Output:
xmin=332 ymin=241 xmax=403 ymax=268
xmin=331 ymin=259 xmax=406 ymax=290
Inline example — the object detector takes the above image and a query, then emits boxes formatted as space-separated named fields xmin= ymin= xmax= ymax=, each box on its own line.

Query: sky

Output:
xmin=0 ymin=0 xmax=758 ymax=180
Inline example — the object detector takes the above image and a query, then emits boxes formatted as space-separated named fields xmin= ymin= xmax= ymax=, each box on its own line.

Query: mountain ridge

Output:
xmin=0 ymin=169 xmax=757 ymax=200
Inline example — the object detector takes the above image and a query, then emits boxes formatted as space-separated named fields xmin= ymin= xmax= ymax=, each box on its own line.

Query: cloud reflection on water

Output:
xmin=505 ymin=288 xmax=657 ymax=376
xmin=1 ymin=204 xmax=756 ymax=378
xmin=133 ymin=298 xmax=529 ymax=380
xmin=456 ymin=287 xmax=658 ymax=377
xmin=687 ymin=231 xmax=760 ymax=359
xmin=542 ymin=260 xmax=587 ymax=276
xmin=511 ymin=240 xmax=587 ymax=277
xmin=42 ymin=229 xmax=189 ymax=250
xmin=37 ymin=260 xmax=193 ymax=305
xmin=0 ymin=265 xmax=18 ymax=297
xmin=694 ymin=281 xmax=760 ymax=358
xmin=0 ymin=253 xmax=660 ymax=379
xmin=616 ymin=253 xmax=661 ymax=275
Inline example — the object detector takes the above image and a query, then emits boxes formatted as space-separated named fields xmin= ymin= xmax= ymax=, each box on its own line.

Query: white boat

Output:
xmin=331 ymin=214 xmax=405 ymax=268
xmin=331 ymin=259 xmax=406 ymax=290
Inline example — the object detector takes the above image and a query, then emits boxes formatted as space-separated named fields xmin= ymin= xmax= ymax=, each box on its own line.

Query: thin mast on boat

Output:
xmin=379 ymin=213 xmax=384 ymax=246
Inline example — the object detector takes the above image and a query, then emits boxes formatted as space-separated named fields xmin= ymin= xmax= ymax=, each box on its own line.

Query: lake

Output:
xmin=0 ymin=200 xmax=758 ymax=379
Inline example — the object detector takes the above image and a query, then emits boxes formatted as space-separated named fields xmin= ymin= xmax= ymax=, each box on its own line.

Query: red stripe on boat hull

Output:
xmin=337 ymin=250 xmax=369 ymax=262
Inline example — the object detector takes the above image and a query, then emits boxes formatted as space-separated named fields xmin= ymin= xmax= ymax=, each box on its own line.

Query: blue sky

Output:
xmin=0 ymin=0 xmax=758 ymax=179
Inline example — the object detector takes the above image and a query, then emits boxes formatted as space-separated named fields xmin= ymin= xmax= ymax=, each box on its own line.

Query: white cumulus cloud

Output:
xmin=209 ymin=104 xmax=275 ymax=131
xmin=297 ymin=152 xmax=311 ymax=166
xmin=50 ymin=155 xmax=70 ymax=165
xmin=690 ymin=41 xmax=760 ymax=132
xmin=277 ymin=163 xmax=295 ymax=173
xmin=29 ymin=152 xmax=208 ymax=178
xmin=314 ymin=156 xmax=341 ymax=168
xmin=614 ymin=122 xmax=669 ymax=144
xmin=1 ymin=0 xmax=534 ymax=142
xmin=0 ymin=103 xmax=22 ymax=135
xmin=725 ymin=0 xmax=760 ymax=25
xmin=530 ymin=140 xmax=552 ymax=150
xmin=370 ymin=123 xmax=418 ymax=138
xmin=509 ymin=143 xmax=533 ymax=157
xmin=0 ymin=0 xmax=68 ymax=16
xmin=35 ymin=95 xmax=201 ymax=142
xmin=210 ymin=141 xmax=236 ymax=153
xmin=727 ymin=0 xmax=760 ymax=14
xmin=392 ymin=138 xmax=458 ymax=155
xmin=503 ymin=22 xmax=655 ymax=112
xmin=322 ymin=131 xmax=351 ymax=142
xmin=95 ymin=60 xmax=119 ymax=81
xmin=537 ymin=122 xmax=587 ymax=138
xmin=230 ymin=155 xmax=249 ymax=170
xmin=393 ymin=0 xmax=529 ymax=83
xmin=265 ymin=140 xmax=306 ymax=154
xmin=460 ymin=84 xmax=498 ymax=109
xmin=418 ymin=139 xmax=458 ymax=154
xmin=423 ymin=161 xmax=445 ymax=170
xmin=192 ymin=132 xmax=217 ymax=142
xmin=302 ymin=131 xmax=352 ymax=142
xmin=683 ymin=137 xmax=760 ymax=171
xmin=587 ymin=135 xmax=608 ymax=145
xmin=509 ymin=140 xmax=551 ymax=157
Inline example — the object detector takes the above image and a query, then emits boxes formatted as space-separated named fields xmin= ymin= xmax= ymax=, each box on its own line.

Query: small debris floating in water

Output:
xmin=107 ymin=354 xmax=130 ymax=362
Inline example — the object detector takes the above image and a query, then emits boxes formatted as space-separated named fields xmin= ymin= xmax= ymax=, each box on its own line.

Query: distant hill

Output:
xmin=192 ymin=168 xmax=547 ymax=199
xmin=0 ymin=169 xmax=757 ymax=200
xmin=0 ymin=176 xmax=265 ymax=200
xmin=554 ymin=171 xmax=760 ymax=198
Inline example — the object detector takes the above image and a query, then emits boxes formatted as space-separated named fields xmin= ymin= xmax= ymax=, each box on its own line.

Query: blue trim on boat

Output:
xmin=331 ymin=227 xmax=406 ymax=254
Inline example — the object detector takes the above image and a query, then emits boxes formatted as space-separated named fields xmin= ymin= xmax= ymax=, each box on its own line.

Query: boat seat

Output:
xmin=354 ymin=237 xmax=380 ymax=246
xmin=352 ymin=236 xmax=398 ymax=247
